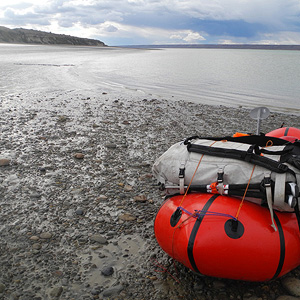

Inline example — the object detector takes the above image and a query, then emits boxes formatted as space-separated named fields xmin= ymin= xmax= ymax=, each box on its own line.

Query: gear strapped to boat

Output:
xmin=153 ymin=134 xmax=300 ymax=213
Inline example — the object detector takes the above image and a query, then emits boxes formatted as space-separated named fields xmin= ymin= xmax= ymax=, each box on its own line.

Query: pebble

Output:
xmin=75 ymin=208 xmax=85 ymax=215
xmin=32 ymin=243 xmax=42 ymax=250
xmin=134 ymin=195 xmax=147 ymax=202
xmin=0 ymin=159 xmax=10 ymax=166
xmin=57 ymin=115 xmax=67 ymax=122
xmin=101 ymin=266 xmax=114 ymax=276
xmin=124 ymin=185 xmax=133 ymax=191
xmin=118 ymin=213 xmax=136 ymax=221
xmin=0 ymin=283 xmax=5 ymax=293
xmin=213 ymin=280 xmax=226 ymax=289
xmin=102 ymin=285 xmax=123 ymax=297
xmin=91 ymin=288 xmax=100 ymax=295
xmin=49 ymin=286 xmax=63 ymax=298
xmin=105 ymin=143 xmax=117 ymax=149
xmin=282 ymin=277 xmax=300 ymax=297
xmin=74 ymin=153 xmax=85 ymax=159
xmin=30 ymin=193 xmax=41 ymax=199
xmin=90 ymin=234 xmax=108 ymax=244
xmin=276 ymin=296 xmax=300 ymax=300
xmin=40 ymin=232 xmax=52 ymax=239
xmin=53 ymin=270 xmax=63 ymax=278
xmin=39 ymin=167 xmax=47 ymax=174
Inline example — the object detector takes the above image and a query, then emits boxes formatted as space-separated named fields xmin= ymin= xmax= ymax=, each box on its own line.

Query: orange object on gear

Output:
xmin=233 ymin=132 xmax=250 ymax=137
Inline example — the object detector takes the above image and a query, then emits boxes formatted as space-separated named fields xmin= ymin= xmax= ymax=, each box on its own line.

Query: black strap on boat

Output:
xmin=186 ymin=142 xmax=292 ymax=174
xmin=187 ymin=194 xmax=219 ymax=273
xmin=184 ymin=135 xmax=300 ymax=171
xmin=184 ymin=135 xmax=291 ymax=147
xmin=294 ymin=199 xmax=300 ymax=232
xmin=271 ymin=213 xmax=285 ymax=280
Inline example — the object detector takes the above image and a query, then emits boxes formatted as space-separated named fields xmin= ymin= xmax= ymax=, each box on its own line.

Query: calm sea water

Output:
xmin=0 ymin=44 xmax=300 ymax=115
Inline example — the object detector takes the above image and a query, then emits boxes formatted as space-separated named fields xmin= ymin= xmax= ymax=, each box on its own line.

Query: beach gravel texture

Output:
xmin=0 ymin=90 xmax=299 ymax=300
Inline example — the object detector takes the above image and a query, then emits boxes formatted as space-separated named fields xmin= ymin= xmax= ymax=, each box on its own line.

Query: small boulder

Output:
xmin=0 ymin=159 xmax=10 ymax=166
xmin=74 ymin=153 xmax=84 ymax=159
xmin=118 ymin=213 xmax=136 ymax=221
xmin=90 ymin=234 xmax=108 ymax=244
xmin=101 ymin=266 xmax=114 ymax=276
xmin=282 ymin=277 xmax=300 ymax=297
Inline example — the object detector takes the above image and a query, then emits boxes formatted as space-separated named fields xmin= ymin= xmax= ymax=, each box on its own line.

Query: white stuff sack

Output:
xmin=152 ymin=139 xmax=300 ymax=212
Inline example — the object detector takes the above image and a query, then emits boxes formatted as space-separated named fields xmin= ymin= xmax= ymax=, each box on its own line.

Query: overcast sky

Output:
xmin=1 ymin=0 xmax=300 ymax=46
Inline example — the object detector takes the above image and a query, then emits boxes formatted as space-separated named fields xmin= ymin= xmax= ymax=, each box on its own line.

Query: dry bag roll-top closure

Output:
xmin=152 ymin=135 xmax=300 ymax=213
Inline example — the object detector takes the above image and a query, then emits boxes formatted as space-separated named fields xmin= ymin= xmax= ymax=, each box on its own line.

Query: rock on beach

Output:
xmin=74 ymin=152 xmax=85 ymax=159
xmin=282 ymin=277 xmax=300 ymax=297
xmin=90 ymin=234 xmax=108 ymax=244
xmin=40 ymin=232 xmax=52 ymax=239
xmin=0 ymin=159 xmax=10 ymax=166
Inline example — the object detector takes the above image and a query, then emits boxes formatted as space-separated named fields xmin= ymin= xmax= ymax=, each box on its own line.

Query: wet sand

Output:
xmin=0 ymin=90 xmax=300 ymax=300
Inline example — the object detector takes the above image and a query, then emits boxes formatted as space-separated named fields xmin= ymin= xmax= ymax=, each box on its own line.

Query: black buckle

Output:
xmin=217 ymin=171 xmax=224 ymax=183
xmin=245 ymin=145 xmax=255 ymax=162
xmin=179 ymin=167 xmax=185 ymax=178
xmin=264 ymin=176 xmax=272 ymax=187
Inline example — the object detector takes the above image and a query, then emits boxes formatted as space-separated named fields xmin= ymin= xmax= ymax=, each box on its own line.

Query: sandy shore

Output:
xmin=0 ymin=90 xmax=299 ymax=300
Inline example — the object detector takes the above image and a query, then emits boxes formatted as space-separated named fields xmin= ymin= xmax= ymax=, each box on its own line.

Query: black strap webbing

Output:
xmin=294 ymin=200 xmax=300 ymax=232
xmin=187 ymin=143 xmax=291 ymax=174
xmin=184 ymin=135 xmax=291 ymax=147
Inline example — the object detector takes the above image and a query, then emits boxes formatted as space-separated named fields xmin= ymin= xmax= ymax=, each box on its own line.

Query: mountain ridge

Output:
xmin=0 ymin=26 xmax=106 ymax=46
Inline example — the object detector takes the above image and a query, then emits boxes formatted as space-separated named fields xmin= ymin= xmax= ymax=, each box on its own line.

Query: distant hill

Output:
xmin=0 ymin=26 xmax=106 ymax=46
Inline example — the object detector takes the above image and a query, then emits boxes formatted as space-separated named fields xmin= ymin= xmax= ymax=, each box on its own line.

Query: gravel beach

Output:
xmin=0 ymin=90 xmax=300 ymax=300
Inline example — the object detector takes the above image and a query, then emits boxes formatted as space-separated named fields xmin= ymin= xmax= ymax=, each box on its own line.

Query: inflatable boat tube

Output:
xmin=154 ymin=193 xmax=300 ymax=281
xmin=266 ymin=127 xmax=300 ymax=143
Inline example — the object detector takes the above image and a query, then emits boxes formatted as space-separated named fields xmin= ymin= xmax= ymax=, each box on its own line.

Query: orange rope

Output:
xmin=266 ymin=140 xmax=273 ymax=147
xmin=176 ymin=212 xmax=197 ymax=229
xmin=150 ymin=258 xmax=180 ymax=284
xmin=235 ymin=141 xmax=272 ymax=219
xmin=235 ymin=164 xmax=256 ymax=220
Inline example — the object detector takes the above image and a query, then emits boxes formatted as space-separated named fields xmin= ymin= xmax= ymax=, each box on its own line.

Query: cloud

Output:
xmin=171 ymin=31 xmax=206 ymax=43
xmin=183 ymin=32 xmax=205 ymax=43
xmin=2 ymin=6 xmax=51 ymax=26
xmin=0 ymin=0 xmax=300 ymax=45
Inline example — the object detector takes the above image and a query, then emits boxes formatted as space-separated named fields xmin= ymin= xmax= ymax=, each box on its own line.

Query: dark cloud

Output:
xmin=189 ymin=19 xmax=268 ymax=38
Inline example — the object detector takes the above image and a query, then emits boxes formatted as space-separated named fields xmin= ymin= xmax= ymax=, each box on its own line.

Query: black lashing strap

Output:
xmin=294 ymin=199 xmax=300 ymax=232
xmin=271 ymin=213 xmax=285 ymax=280
xmin=187 ymin=194 xmax=219 ymax=273
xmin=184 ymin=135 xmax=291 ymax=147
xmin=186 ymin=142 xmax=293 ymax=175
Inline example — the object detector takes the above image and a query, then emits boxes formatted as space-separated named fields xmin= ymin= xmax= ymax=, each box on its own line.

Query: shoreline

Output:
xmin=1 ymin=43 xmax=300 ymax=117
xmin=0 ymin=90 xmax=299 ymax=299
